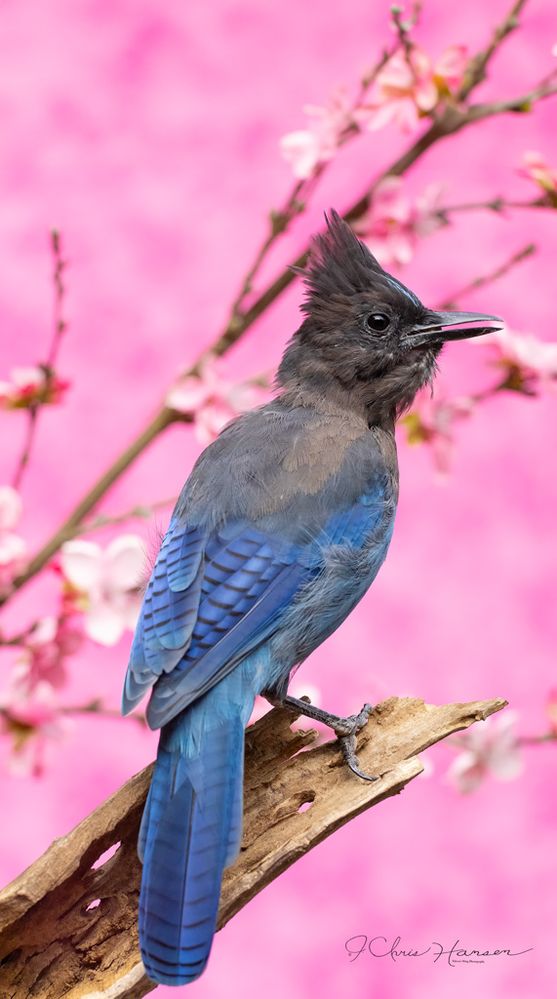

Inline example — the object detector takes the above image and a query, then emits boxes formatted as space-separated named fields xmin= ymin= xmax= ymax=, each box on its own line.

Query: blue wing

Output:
xmin=123 ymin=479 xmax=389 ymax=730
xmin=123 ymin=516 xmax=310 ymax=727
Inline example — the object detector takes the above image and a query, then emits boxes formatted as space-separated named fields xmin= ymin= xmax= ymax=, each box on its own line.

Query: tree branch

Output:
xmin=0 ymin=694 xmax=506 ymax=998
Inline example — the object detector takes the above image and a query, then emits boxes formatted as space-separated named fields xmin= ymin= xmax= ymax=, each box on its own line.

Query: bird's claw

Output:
xmin=332 ymin=701 xmax=374 ymax=738
xmin=333 ymin=703 xmax=379 ymax=782
xmin=339 ymin=733 xmax=379 ymax=781
xmin=268 ymin=694 xmax=379 ymax=781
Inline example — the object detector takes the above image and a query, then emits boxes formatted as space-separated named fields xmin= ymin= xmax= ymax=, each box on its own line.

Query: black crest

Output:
xmin=299 ymin=209 xmax=420 ymax=315
xmin=300 ymin=210 xmax=385 ymax=312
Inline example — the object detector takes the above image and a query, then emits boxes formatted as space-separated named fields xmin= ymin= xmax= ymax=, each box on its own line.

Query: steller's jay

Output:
xmin=122 ymin=211 xmax=502 ymax=986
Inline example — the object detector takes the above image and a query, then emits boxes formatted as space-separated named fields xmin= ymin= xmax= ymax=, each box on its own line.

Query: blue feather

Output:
xmin=146 ymin=561 xmax=308 ymax=728
xmin=139 ymin=710 xmax=246 ymax=986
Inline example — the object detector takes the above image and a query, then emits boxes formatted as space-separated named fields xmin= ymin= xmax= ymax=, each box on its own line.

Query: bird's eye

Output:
xmin=365 ymin=312 xmax=390 ymax=333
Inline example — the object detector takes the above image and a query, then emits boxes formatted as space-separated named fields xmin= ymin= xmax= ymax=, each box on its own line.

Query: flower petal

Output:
xmin=104 ymin=534 xmax=145 ymax=591
xmin=85 ymin=599 xmax=125 ymax=646
xmin=166 ymin=376 xmax=211 ymax=413
xmin=0 ymin=485 xmax=23 ymax=531
xmin=0 ymin=531 xmax=27 ymax=565
xmin=434 ymin=44 xmax=468 ymax=90
xmin=10 ymin=366 xmax=45 ymax=389
xmin=447 ymin=751 xmax=486 ymax=793
xmin=280 ymin=130 xmax=321 ymax=179
xmin=195 ymin=402 xmax=235 ymax=443
xmin=60 ymin=539 xmax=103 ymax=592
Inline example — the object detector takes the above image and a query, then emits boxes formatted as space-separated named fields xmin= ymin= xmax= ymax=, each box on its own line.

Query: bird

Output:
xmin=122 ymin=210 xmax=502 ymax=986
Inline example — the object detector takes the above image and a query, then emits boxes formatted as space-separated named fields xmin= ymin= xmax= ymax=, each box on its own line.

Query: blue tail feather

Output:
xmin=138 ymin=711 xmax=246 ymax=986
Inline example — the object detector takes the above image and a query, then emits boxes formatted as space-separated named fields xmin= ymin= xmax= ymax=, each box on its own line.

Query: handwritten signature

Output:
xmin=345 ymin=935 xmax=533 ymax=967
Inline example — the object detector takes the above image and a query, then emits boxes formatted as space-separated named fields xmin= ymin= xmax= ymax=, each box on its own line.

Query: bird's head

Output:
xmin=277 ymin=210 xmax=503 ymax=423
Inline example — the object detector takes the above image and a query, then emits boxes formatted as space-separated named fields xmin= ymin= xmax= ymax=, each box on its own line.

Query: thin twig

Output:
xmin=435 ymin=195 xmax=553 ymax=219
xmin=0 ymin=701 xmax=146 ymax=728
xmin=11 ymin=414 xmax=40 ymax=492
xmin=59 ymin=700 xmax=147 ymax=726
xmin=77 ymin=496 xmax=177 ymax=539
xmin=463 ymin=72 xmax=557 ymax=124
xmin=390 ymin=3 xmax=420 ymax=85
xmin=46 ymin=230 xmax=68 ymax=368
xmin=438 ymin=243 xmax=536 ymax=309
xmin=518 ymin=732 xmax=557 ymax=746
xmin=448 ymin=729 xmax=557 ymax=749
xmin=0 ymin=622 xmax=41 ymax=649
xmin=456 ymin=0 xmax=528 ymax=101
xmin=11 ymin=231 xmax=69 ymax=492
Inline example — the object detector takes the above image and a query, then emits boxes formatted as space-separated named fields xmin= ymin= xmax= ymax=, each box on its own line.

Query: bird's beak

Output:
xmin=404 ymin=309 xmax=504 ymax=350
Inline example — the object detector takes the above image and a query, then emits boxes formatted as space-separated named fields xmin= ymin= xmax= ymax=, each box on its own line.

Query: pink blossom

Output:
xmin=403 ymin=390 xmax=475 ymax=474
xmin=0 ymin=680 xmax=68 ymax=777
xmin=0 ymin=485 xmax=27 ymax=595
xmin=358 ymin=176 xmax=444 ymax=266
xmin=0 ymin=365 xmax=70 ymax=409
xmin=488 ymin=326 xmax=557 ymax=394
xmin=60 ymin=534 xmax=145 ymax=645
xmin=18 ymin=613 xmax=83 ymax=691
xmin=166 ymin=358 xmax=270 ymax=444
xmin=433 ymin=44 xmax=469 ymax=91
xmin=447 ymin=711 xmax=523 ymax=794
xmin=357 ymin=44 xmax=468 ymax=133
xmin=518 ymin=150 xmax=557 ymax=197
xmin=280 ymin=88 xmax=353 ymax=179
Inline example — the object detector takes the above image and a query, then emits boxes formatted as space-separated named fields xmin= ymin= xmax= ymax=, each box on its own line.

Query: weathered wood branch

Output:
xmin=0 ymin=695 xmax=506 ymax=998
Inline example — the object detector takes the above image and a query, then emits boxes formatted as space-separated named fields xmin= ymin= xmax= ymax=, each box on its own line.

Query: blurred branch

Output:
xmin=390 ymin=2 xmax=421 ymax=84
xmin=0 ymin=623 xmax=40 ymax=649
xmin=11 ymin=231 xmax=69 ymax=492
xmin=0 ymin=695 xmax=506 ymax=998
xmin=0 ymin=701 xmax=146 ymax=729
xmin=450 ymin=728 xmax=557 ymax=749
xmin=76 ymin=497 xmax=177 ymax=539
xmin=435 ymin=195 xmax=556 ymax=219
xmin=438 ymin=243 xmax=536 ymax=309
xmin=518 ymin=732 xmax=557 ymax=746
xmin=59 ymin=699 xmax=147 ymax=726
xmin=2 ymin=0 xmax=554 ymax=608
xmin=456 ymin=0 xmax=528 ymax=100
xmin=463 ymin=71 xmax=557 ymax=124
xmin=46 ymin=230 xmax=68 ymax=369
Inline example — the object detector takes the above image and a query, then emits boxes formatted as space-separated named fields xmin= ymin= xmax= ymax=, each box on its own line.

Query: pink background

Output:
xmin=1 ymin=1 xmax=556 ymax=996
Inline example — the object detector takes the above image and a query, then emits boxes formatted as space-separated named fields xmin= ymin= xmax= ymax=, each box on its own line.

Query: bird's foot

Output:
xmin=268 ymin=694 xmax=379 ymax=782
